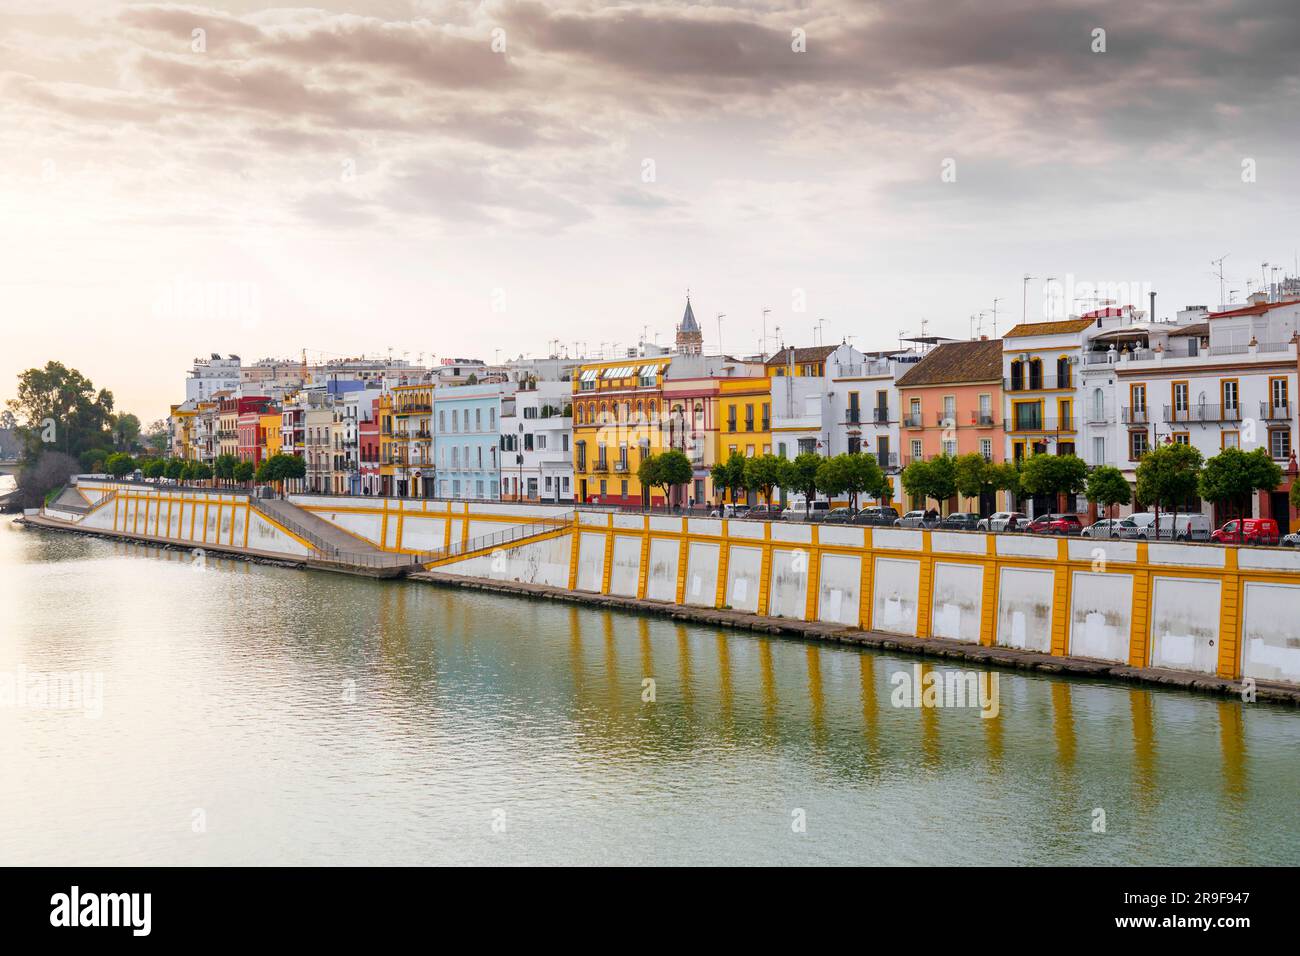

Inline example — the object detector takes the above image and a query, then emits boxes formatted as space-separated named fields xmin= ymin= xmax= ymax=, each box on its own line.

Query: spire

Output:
xmin=680 ymin=294 xmax=700 ymax=333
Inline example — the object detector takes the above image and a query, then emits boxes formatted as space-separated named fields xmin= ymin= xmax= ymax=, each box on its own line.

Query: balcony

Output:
xmin=1162 ymin=404 xmax=1242 ymax=424
xmin=1260 ymin=401 xmax=1291 ymax=421
xmin=1004 ymin=374 xmax=1071 ymax=392
xmin=970 ymin=411 xmax=996 ymax=427
xmin=872 ymin=407 xmax=890 ymax=424
xmin=875 ymin=451 xmax=899 ymax=470
xmin=846 ymin=409 xmax=862 ymax=425
xmin=1121 ymin=406 xmax=1149 ymax=425
xmin=902 ymin=413 xmax=924 ymax=428
xmin=614 ymin=461 xmax=629 ymax=473
xmin=1006 ymin=416 xmax=1075 ymax=433
xmin=934 ymin=411 xmax=959 ymax=426
xmin=395 ymin=402 xmax=432 ymax=415
xmin=592 ymin=460 xmax=609 ymax=473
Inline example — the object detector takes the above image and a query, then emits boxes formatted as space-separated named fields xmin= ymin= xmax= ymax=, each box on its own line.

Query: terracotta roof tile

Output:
xmin=895 ymin=339 xmax=1003 ymax=387
xmin=1002 ymin=318 xmax=1095 ymax=337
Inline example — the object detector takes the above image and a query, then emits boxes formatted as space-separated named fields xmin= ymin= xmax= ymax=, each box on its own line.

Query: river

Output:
xmin=1 ymin=517 xmax=1296 ymax=865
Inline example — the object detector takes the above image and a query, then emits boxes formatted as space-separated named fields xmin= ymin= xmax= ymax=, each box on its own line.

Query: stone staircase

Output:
xmin=252 ymin=497 xmax=414 ymax=569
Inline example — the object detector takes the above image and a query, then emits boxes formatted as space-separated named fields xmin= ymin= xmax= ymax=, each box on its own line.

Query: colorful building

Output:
xmin=433 ymin=381 xmax=513 ymax=500
xmin=392 ymin=383 xmax=434 ymax=497
xmin=571 ymin=356 xmax=671 ymax=505
xmin=896 ymin=338 xmax=1005 ymax=511
xmin=1000 ymin=318 xmax=1093 ymax=463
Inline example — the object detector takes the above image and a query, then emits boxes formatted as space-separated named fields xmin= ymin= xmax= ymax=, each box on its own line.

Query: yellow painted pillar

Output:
xmin=243 ymin=502 xmax=250 ymax=548
xmin=714 ymin=536 xmax=731 ymax=609
xmin=757 ymin=523 xmax=773 ymax=615
xmin=567 ymin=521 xmax=581 ymax=590
xmin=636 ymin=518 xmax=651 ymax=599
xmin=1049 ymin=536 xmax=1072 ymax=656
xmin=1217 ymin=548 xmax=1241 ymax=679
xmin=600 ymin=525 xmax=615 ymax=594
xmin=859 ymin=529 xmax=874 ymax=630
xmin=675 ymin=519 xmax=689 ymax=605
xmin=915 ymin=529 xmax=934 ymax=638
xmin=1129 ymin=557 xmax=1152 ymax=668
xmin=803 ymin=525 xmax=820 ymax=622
xmin=980 ymin=533 xmax=998 ymax=646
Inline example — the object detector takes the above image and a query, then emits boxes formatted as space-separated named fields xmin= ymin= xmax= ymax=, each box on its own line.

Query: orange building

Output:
xmin=896 ymin=338 xmax=1005 ymax=509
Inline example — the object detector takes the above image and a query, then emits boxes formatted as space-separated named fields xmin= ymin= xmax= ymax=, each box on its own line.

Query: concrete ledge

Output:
xmin=409 ymin=570 xmax=1300 ymax=706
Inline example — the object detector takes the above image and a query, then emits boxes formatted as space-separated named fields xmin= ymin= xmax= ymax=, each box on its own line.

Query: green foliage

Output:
xmin=776 ymin=453 xmax=822 ymax=512
xmin=1135 ymin=442 xmax=1203 ymax=516
xmin=901 ymin=455 xmax=957 ymax=512
xmin=1199 ymin=447 xmax=1282 ymax=521
xmin=214 ymin=453 xmax=239 ymax=483
xmin=1018 ymin=453 xmax=1088 ymax=500
xmin=709 ymin=452 xmax=748 ymax=503
xmin=104 ymin=452 xmax=136 ymax=478
xmin=112 ymin=412 xmax=141 ymax=450
xmin=233 ymin=460 xmax=255 ymax=483
xmin=5 ymin=361 xmax=115 ymax=461
xmin=953 ymin=454 xmax=1020 ymax=503
xmin=814 ymin=455 xmax=848 ymax=499
xmin=639 ymin=450 xmax=692 ymax=502
xmin=190 ymin=462 xmax=213 ymax=481
xmin=255 ymin=453 xmax=306 ymax=485
xmin=142 ymin=458 xmax=166 ymax=479
xmin=164 ymin=459 xmax=185 ymax=480
xmin=1085 ymin=465 xmax=1132 ymax=519
xmin=742 ymin=453 xmax=784 ymax=504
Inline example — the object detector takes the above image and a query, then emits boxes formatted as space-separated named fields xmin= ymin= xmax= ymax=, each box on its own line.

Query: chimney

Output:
xmin=1149 ymin=291 xmax=1156 ymax=324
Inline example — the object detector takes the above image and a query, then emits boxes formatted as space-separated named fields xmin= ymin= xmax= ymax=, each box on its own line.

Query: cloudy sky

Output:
xmin=4 ymin=0 xmax=1300 ymax=422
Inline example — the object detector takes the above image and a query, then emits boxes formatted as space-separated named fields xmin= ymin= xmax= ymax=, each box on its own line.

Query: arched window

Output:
xmin=1028 ymin=358 xmax=1043 ymax=390
xmin=1057 ymin=356 xmax=1071 ymax=388
xmin=1010 ymin=359 xmax=1024 ymax=391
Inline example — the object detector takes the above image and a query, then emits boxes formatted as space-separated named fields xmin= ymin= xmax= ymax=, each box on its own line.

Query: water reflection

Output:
xmin=2 ymin=519 xmax=1297 ymax=866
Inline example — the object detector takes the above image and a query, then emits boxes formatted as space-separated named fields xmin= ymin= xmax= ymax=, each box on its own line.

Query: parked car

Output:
xmin=709 ymin=503 xmax=738 ymax=518
xmin=820 ymin=507 xmax=857 ymax=524
xmin=1081 ymin=517 xmax=1136 ymax=539
xmin=978 ymin=511 xmax=1027 ymax=532
xmin=1282 ymin=531 xmax=1300 ymax=548
xmin=1123 ymin=512 xmax=1158 ymax=539
xmin=895 ymin=510 xmax=939 ymax=529
xmin=937 ymin=512 xmax=983 ymax=531
xmin=852 ymin=505 xmax=900 ymax=526
xmin=1025 ymin=513 xmax=1083 ymax=535
xmin=1165 ymin=512 xmax=1213 ymax=541
xmin=781 ymin=500 xmax=830 ymax=521
xmin=1211 ymin=518 xmax=1280 ymax=546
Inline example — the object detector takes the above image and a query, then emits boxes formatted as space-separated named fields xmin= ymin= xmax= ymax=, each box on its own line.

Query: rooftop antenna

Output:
xmin=761 ymin=308 xmax=771 ymax=360
xmin=1262 ymin=262 xmax=1270 ymax=302
xmin=816 ymin=317 xmax=827 ymax=347
xmin=1042 ymin=276 xmax=1058 ymax=319
xmin=716 ymin=313 xmax=725 ymax=355
xmin=1022 ymin=274 xmax=1036 ymax=324
xmin=991 ymin=297 xmax=1003 ymax=337
xmin=1211 ymin=254 xmax=1228 ymax=309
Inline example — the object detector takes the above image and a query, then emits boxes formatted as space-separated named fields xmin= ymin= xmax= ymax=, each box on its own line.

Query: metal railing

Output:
xmin=1260 ymin=401 xmax=1291 ymax=420
xmin=1005 ymin=374 xmax=1071 ymax=391
xmin=414 ymin=513 xmax=574 ymax=565
xmin=1162 ymin=404 xmax=1242 ymax=423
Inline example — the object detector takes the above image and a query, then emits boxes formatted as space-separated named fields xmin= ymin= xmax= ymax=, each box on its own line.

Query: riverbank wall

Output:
xmin=24 ymin=478 xmax=1300 ymax=695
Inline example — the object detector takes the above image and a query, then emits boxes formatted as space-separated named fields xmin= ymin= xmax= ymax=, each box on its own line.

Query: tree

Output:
xmin=214 ymin=453 xmax=239 ymax=486
xmin=1085 ymin=465 xmax=1132 ymax=526
xmin=255 ymin=453 xmax=306 ymax=494
xmin=104 ymin=452 xmax=136 ymax=478
xmin=233 ymin=460 xmax=255 ymax=484
xmin=165 ymin=459 xmax=185 ymax=481
xmin=901 ymin=454 xmax=957 ymax=514
xmin=1199 ymin=447 xmax=1282 ymax=523
xmin=742 ymin=454 xmax=784 ymax=506
xmin=12 ymin=451 xmax=79 ymax=510
xmin=844 ymin=453 xmax=886 ymax=509
xmin=640 ymin=450 xmax=691 ymax=506
xmin=1135 ymin=441 xmax=1203 ymax=533
xmin=112 ymin=413 xmax=141 ymax=451
xmin=1019 ymin=453 xmax=1088 ymax=512
xmin=814 ymin=455 xmax=849 ymax=502
xmin=190 ymin=462 xmax=213 ymax=482
xmin=142 ymin=458 xmax=167 ymax=479
xmin=143 ymin=419 xmax=169 ymax=455
xmin=953 ymin=454 xmax=1019 ymax=513
xmin=709 ymin=452 xmax=749 ymax=505
xmin=776 ymin=452 xmax=822 ymax=514
xmin=5 ymin=361 xmax=115 ymax=462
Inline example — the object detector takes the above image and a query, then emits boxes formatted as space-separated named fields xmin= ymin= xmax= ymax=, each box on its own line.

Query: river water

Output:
xmin=1 ymin=518 xmax=1296 ymax=866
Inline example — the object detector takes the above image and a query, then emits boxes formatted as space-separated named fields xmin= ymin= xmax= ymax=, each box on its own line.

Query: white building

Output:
xmin=500 ymin=380 xmax=573 ymax=502
xmin=186 ymin=354 xmax=241 ymax=402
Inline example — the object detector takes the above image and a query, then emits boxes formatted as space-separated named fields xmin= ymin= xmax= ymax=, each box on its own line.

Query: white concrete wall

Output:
xmin=684 ymin=542 xmax=720 ymax=607
xmin=725 ymin=545 xmax=762 ymax=614
xmin=767 ymin=548 xmax=809 ymax=620
xmin=397 ymin=515 xmax=445 ymax=551
xmin=996 ymin=567 xmax=1054 ymax=652
xmin=1148 ymin=576 xmax=1221 ymax=674
xmin=872 ymin=557 xmax=920 ymax=636
xmin=608 ymin=535 xmax=642 ymax=597
xmin=817 ymin=553 xmax=861 ymax=627
xmin=930 ymin=562 xmax=984 ymax=643
xmin=1068 ymin=571 xmax=1133 ymax=663
xmin=437 ymin=533 xmax=571 ymax=587
xmin=645 ymin=538 xmax=679 ymax=602
xmin=575 ymin=531 xmax=605 ymax=592
xmin=872 ymin=528 xmax=922 ymax=551
xmin=1240 ymin=581 xmax=1300 ymax=684
xmin=996 ymin=535 xmax=1057 ymax=559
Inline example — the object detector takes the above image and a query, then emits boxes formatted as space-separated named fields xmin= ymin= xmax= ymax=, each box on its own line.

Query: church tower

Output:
xmin=676 ymin=294 xmax=703 ymax=355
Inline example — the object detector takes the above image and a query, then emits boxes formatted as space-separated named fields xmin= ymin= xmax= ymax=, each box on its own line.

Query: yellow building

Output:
xmin=377 ymin=393 xmax=398 ymax=497
xmin=765 ymin=345 xmax=833 ymax=378
xmin=716 ymin=376 xmax=773 ymax=503
xmin=391 ymin=383 xmax=433 ymax=497
xmin=168 ymin=405 xmax=197 ymax=460
xmin=572 ymin=357 xmax=671 ymax=505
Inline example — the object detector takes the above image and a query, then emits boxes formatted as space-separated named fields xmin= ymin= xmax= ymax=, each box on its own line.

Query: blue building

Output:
xmin=433 ymin=382 xmax=514 ymax=499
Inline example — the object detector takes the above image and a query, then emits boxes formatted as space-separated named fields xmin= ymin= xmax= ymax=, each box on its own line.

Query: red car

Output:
xmin=1211 ymin=518 xmax=1280 ymax=546
xmin=1025 ymin=513 xmax=1084 ymax=535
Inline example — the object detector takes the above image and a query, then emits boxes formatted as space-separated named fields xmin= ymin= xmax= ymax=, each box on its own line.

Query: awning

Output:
xmin=580 ymin=369 xmax=599 ymax=382
xmin=639 ymin=364 xmax=659 ymax=376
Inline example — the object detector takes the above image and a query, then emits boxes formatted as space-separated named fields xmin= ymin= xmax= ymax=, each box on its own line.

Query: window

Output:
xmin=980 ymin=438 xmax=992 ymax=460
xmin=797 ymin=438 xmax=816 ymax=455
xmin=1172 ymin=381 xmax=1189 ymax=415
xmin=1092 ymin=436 xmax=1104 ymax=463
xmin=910 ymin=439 xmax=922 ymax=459
xmin=1129 ymin=430 xmax=1149 ymax=460
xmin=744 ymin=404 xmax=754 ymax=431
xmin=1270 ymin=429 xmax=1291 ymax=460
xmin=1222 ymin=379 xmax=1239 ymax=412
xmin=942 ymin=395 xmax=956 ymax=424
xmin=727 ymin=406 xmax=737 ymax=432
xmin=1172 ymin=432 xmax=1190 ymax=446
xmin=1222 ymin=431 xmax=1239 ymax=450
xmin=777 ymin=442 xmax=787 ymax=458
xmin=1270 ymin=377 xmax=1289 ymax=414
xmin=942 ymin=439 xmax=957 ymax=456
xmin=1131 ymin=384 xmax=1146 ymax=413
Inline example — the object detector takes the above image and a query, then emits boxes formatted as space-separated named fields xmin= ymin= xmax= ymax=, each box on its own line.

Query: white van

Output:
xmin=1124 ymin=511 xmax=1211 ymax=540
xmin=781 ymin=499 xmax=830 ymax=521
